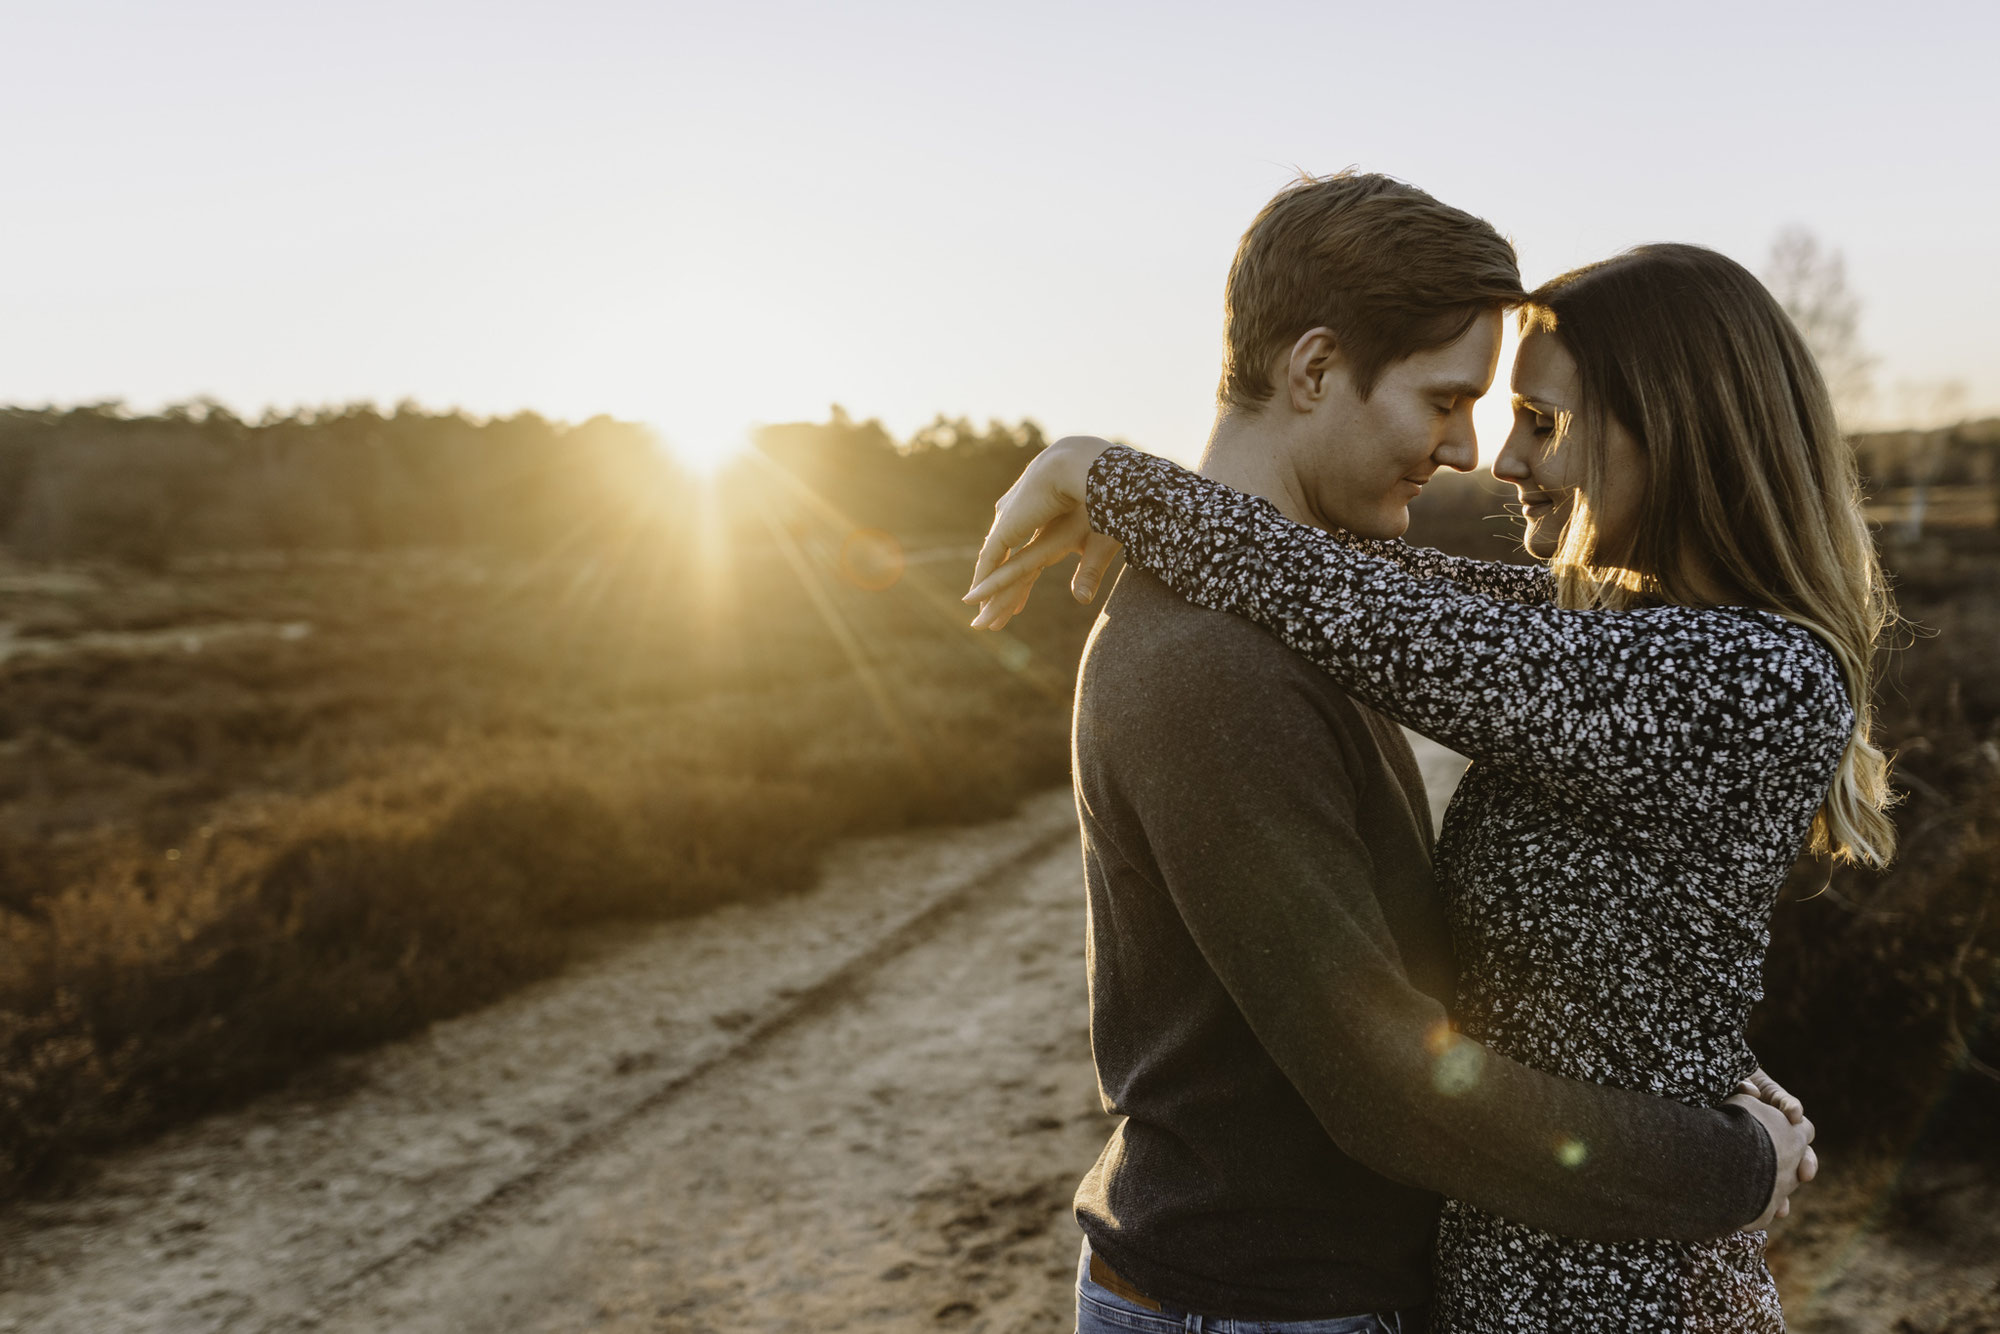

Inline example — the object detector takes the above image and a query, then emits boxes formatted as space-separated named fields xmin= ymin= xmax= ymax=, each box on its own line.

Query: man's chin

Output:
xmin=1345 ymin=504 xmax=1410 ymax=541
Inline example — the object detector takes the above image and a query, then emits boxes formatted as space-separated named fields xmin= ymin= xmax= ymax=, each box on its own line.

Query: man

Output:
xmin=976 ymin=173 xmax=1813 ymax=1329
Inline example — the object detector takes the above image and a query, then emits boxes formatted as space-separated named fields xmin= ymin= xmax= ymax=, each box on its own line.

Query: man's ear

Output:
xmin=1285 ymin=327 xmax=1341 ymax=412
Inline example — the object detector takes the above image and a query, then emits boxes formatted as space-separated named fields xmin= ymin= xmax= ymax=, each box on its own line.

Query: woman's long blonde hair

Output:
xmin=1526 ymin=244 xmax=1897 ymax=866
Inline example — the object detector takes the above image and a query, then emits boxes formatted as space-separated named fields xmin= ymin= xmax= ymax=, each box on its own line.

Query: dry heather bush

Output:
xmin=0 ymin=715 xmax=1077 ymax=1193
xmin=1751 ymin=544 xmax=2000 ymax=1149
xmin=0 ymin=539 xmax=1094 ymax=1197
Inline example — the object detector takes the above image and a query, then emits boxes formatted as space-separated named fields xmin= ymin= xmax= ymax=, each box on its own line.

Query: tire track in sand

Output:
xmin=313 ymin=795 xmax=1112 ymax=1334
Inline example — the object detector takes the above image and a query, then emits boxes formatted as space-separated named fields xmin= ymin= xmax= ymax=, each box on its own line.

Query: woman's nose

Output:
xmin=1492 ymin=422 xmax=1534 ymax=484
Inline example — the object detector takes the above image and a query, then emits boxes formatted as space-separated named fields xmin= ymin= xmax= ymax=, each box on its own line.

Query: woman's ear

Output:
xmin=1286 ymin=327 xmax=1341 ymax=411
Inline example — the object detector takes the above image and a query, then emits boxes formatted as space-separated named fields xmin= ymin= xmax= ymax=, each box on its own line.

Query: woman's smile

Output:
xmin=1514 ymin=490 xmax=1564 ymax=520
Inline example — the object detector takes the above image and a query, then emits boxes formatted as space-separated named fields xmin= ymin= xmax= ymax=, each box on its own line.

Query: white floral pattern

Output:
xmin=1086 ymin=446 xmax=1852 ymax=1333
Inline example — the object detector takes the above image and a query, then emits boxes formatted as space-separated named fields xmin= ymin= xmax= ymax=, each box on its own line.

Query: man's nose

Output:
xmin=1434 ymin=418 xmax=1478 ymax=473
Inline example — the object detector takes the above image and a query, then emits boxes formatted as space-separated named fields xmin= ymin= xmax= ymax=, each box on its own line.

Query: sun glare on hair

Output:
xmin=1474 ymin=319 xmax=1522 ymax=470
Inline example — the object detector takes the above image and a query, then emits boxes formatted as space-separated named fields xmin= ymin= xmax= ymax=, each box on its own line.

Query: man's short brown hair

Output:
xmin=1219 ymin=171 xmax=1525 ymax=409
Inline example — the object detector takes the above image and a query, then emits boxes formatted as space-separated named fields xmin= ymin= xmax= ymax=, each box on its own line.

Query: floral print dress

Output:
xmin=1085 ymin=446 xmax=1851 ymax=1333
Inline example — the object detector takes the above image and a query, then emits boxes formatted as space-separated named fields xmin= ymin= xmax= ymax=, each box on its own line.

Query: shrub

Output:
xmin=1751 ymin=545 xmax=2000 ymax=1148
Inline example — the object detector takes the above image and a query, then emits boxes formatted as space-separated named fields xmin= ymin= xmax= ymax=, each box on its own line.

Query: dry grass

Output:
xmin=0 ymin=534 xmax=1097 ymax=1197
xmin=1750 ymin=527 xmax=2000 ymax=1152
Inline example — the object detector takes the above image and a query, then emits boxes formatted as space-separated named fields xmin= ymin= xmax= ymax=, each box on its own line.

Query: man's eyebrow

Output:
xmin=1432 ymin=379 xmax=1490 ymax=399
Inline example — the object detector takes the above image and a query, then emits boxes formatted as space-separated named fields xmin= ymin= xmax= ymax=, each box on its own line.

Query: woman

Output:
xmin=964 ymin=244 xmax=1893 ymax=1332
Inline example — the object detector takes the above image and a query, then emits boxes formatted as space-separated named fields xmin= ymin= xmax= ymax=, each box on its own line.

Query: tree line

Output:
xmin=0 ymin=403 xmax=1051 ymax=567
xmin=4 ymin=398 xmax=1986 ymax=572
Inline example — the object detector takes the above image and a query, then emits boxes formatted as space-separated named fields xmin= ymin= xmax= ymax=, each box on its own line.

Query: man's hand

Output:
xmin=1727 ymin=1091 xmax=1817 ymax=1230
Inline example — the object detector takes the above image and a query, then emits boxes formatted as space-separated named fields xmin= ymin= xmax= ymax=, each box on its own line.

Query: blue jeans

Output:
xmin=1075 ymin=1239 xmax=1420 ymax=1333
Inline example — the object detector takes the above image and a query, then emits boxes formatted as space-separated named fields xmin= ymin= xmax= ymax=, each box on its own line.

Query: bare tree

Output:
xmin=1764 ymin=226 xmax=1874 ymax=425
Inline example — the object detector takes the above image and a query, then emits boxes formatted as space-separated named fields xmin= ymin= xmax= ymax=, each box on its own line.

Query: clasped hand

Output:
xmin=1728 ymin=1068 xmax=1817 ymax=1230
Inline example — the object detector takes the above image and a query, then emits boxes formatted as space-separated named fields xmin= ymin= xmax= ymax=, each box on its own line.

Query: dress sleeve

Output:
xmin=1327 ymin=530 xmax=1555 ymax=606
xmin=1084 ymin=446 xmax=1852 ymax=836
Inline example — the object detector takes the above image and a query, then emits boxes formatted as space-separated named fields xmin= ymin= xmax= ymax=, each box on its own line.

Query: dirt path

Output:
xmin=0 ymin=790 xmax=1105 ymax=1333
xmin=313 ymin=802 xmax=1108 ymax=1334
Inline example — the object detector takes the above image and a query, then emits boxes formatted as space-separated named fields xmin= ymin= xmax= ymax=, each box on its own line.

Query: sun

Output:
xmin=662 ymin=428 xmax=751 ymax=478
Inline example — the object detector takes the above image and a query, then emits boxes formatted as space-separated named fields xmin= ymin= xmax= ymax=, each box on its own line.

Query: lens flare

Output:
xmin=839 ymin=529 xmax=905 ymax=591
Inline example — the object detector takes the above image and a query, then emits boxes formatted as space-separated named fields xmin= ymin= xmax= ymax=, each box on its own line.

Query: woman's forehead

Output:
xmin=1510 ymin=330 xmax=1578 ymax=403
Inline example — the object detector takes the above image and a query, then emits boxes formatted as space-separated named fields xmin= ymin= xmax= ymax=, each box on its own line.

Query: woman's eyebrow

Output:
xmin=1511 ymin=393 xmax=1559 ymax=413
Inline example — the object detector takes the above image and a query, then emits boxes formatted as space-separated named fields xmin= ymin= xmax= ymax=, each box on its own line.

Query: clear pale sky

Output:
xmin=4 ymin=0 xmax=1995 ymax=468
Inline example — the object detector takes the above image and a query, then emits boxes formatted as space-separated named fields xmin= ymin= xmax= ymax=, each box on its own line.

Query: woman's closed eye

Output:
xmin=1514 ymin=404 xmax=1557 ymax=438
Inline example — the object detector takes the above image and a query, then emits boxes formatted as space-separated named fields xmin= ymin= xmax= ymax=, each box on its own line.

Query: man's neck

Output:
xmin=1196 ymin=409 xmax=1326 ymax=530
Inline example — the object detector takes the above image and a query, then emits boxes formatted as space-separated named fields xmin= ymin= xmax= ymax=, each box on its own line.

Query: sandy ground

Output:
xmin=1768 ymin=1155 xmax=2000 ymax=1333
xmin=0 ymin=790 xmax=1103 ymax=1333
xmin=1 ymin=743 xmax=1993 ymax=1332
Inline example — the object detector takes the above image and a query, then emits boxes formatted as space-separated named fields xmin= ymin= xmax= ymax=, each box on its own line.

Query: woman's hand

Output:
xmin=963 ymin=436 xmax=1123 ymax=630
xmin=1737 ymin=1067 xmax=1807 ymax=1125
xmin=1729 ymin=1067 xmax=1817 ymax=1229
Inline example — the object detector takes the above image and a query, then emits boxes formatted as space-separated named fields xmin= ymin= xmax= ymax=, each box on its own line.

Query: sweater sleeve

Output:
xmin=1091 ymin=630 xmax=1776 ymax=1241
xmin=1085 ymin=447 xmax=1852 ymax=844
